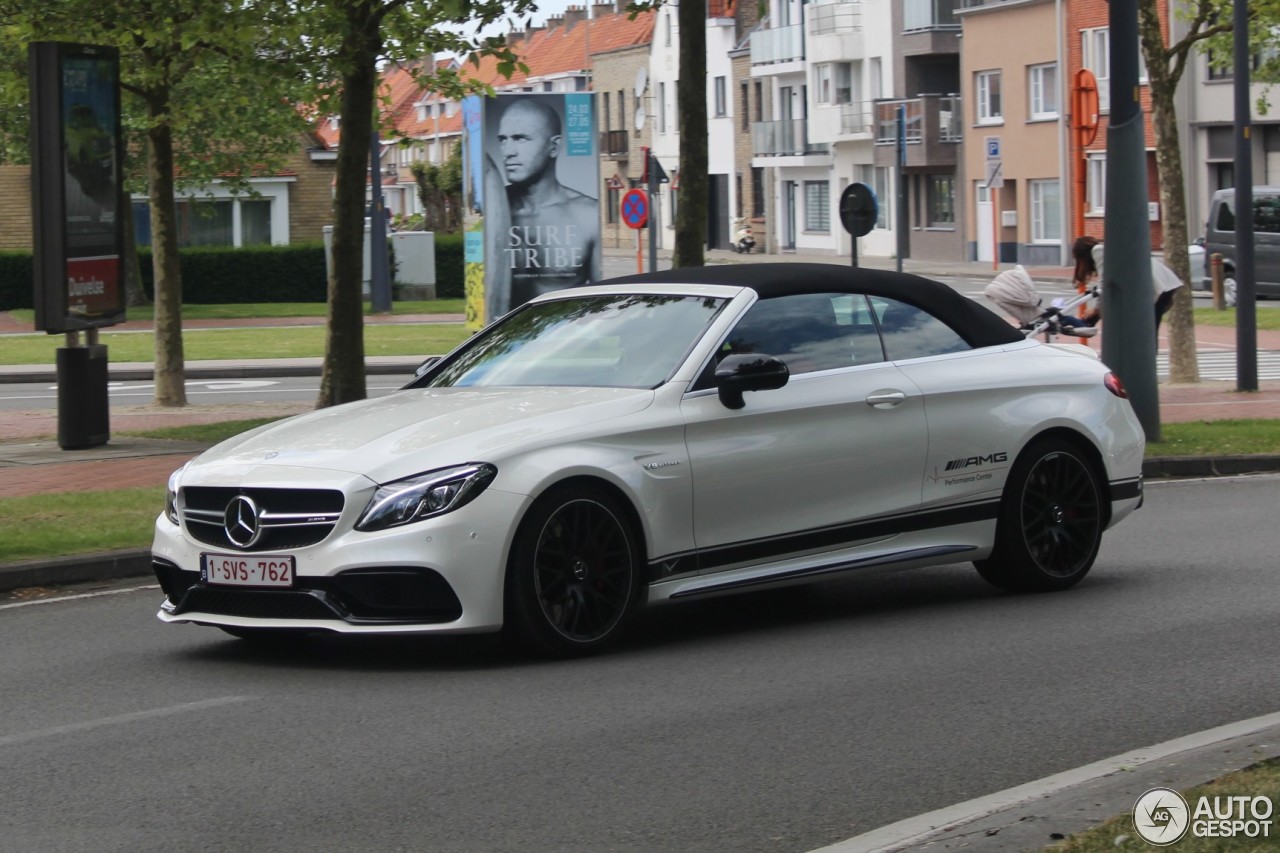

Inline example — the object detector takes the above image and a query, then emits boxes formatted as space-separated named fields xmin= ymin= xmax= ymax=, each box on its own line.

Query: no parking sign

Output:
xmin=620 ymin=188 xmax=649 ymax=229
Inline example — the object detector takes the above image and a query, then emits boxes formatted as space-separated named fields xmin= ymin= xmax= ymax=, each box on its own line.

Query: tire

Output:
xmin=974 ymin=437 xmax=1104 ymax=592
xmin=504 ymin=485 xmax=643 ymax=657
xmin=1224 ymin=274 xmax=1238 ymax=308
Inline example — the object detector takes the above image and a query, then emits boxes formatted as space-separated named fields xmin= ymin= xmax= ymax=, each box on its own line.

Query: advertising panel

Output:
xmin=29 ymin=42 xmax=125 ymax=333
xmin=478 ymin=93 xmax=602 ymax=324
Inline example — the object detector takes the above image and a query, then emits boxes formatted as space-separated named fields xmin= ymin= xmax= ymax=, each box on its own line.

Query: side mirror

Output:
xmin=413 ymin=356 xmax=440 ymax=378
xmin=714 ymin=353 xmax=789 ymax=410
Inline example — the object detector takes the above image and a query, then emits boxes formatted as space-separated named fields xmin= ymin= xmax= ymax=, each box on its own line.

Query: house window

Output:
xmin=1082 ymin=28 xmax=1111 ymax=112
xmin=606 ymin=185 xmax=620 ymax=224
xmin=736 ymin=173 xmax=744 ymax=218
xmin=754 ymin=81 xmax=764 ymax=122
xmin=815 ymin=64 xmax=832 ymax=105
xmin=874 ymin=167 xmax=892 ymax=229
xmin=659 ymin=82 xmax=667 ymax=133
xmin=1087 ymin=154 xmax=1106 ymax=213
xmin=751 ymin=167 xmax=766 ymax=217
xmin=926 ymin=174 xmax=955 ymax=227
xmin=603 ymin=92 xmax=612 ymax=131
xmin=618 ymin=89 xmax=626 ymax=131
xmin=804 ymin=180 xmax=829 ymax=232
xmin=976 ymin=70 xmax=1002 ymax=124
xmin=1029 ymin=63 xmax=1058 ymax=120
xmin=741 ymin=81 xmax=750 ymax=132
xmin=834 ymin=62 xmax=853 ymax=105
xmin=714 ymin=76 xmax=727 ymax=117
xmin=665 ymin=12 xmax=672 ymax=46
xmin=133 ymin=198 xmax=273 ymax=248
xmin=1030 ymin=179 xmax=1061 ymax=242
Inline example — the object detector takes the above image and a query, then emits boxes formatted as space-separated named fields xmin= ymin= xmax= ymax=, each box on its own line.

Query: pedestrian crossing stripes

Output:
xmin=1157 ymin=350 xmax=1280 ymax=381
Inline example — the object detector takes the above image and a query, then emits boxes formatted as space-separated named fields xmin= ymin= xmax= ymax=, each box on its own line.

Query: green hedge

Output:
xmin=0 ymin=252 xmax=34 ymax=311
xmin=0 ymin=233 xmax=465 ymax=310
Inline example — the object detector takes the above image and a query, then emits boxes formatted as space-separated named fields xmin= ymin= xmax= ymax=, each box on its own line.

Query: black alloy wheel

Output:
xmin=975 ymin=437 xmax=1104 ymax=592
xmin=505 ymin=486 xmax=641 ymax=657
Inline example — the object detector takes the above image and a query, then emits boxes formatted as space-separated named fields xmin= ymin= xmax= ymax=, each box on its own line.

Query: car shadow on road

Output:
xmin=166 ymin=564 xmax=1130 ymax=671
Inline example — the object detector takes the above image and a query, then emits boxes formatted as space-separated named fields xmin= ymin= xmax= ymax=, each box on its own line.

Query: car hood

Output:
xmin=188 ymin=386 xmax=655 ymax=482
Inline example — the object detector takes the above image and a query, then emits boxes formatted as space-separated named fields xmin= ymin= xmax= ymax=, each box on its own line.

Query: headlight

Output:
xmin=357 ymin=463 xmax=497 ymax=532
xmin=165 ymin=463 xmax=189 ymax=525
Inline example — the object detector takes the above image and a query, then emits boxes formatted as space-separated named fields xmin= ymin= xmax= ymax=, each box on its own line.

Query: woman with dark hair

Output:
xmin=1074 ymin=236 xmax=1185 ymax=332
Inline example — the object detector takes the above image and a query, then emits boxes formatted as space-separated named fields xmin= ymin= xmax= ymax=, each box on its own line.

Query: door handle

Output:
xmin=865 ymin=390 xmax=906 ymax=409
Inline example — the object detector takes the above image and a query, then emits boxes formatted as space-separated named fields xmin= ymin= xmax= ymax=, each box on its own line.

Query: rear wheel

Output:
xmin=1224 ymin=273 xmax=1238 ymax=307
xmin=975 ymin=437 xmax=1104 ymax=592
xmin=504 ymin=485 xmax=642 ymax=657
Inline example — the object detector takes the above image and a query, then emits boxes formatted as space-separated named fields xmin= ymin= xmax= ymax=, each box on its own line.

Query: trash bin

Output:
xmin=57 ymin=343 xmax=109 ymax=449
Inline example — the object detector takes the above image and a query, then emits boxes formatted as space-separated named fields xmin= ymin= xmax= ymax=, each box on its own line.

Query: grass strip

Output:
xmin=121 ymin=417 xmax=286 ymax=445
xmin=7 ymin=299 xmax=464 ymax=324
xmin=1192 ymin=306 xmax=1280 ymax=330
xmin=0 ymin=487 xmax=164 ymax=563
xmin=1149 ymin=419 xmax=1280 ymax=457
xmin=0 ymin=323 xmax=471 ymax=365
xmin=1050 ymin=756 xmax=1280 ymax=851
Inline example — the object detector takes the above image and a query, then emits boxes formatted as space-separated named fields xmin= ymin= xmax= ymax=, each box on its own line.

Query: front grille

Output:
xmin=174 ymin=587 xmax=344 ymax=621
xmin=182 ymin=487 xmax=345 ymax=552
xmin=167 ymin=567 xmax=462 ymax=625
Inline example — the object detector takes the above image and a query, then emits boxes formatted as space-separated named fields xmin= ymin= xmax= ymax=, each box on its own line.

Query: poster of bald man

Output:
xmin=481 ymin=93 xmax=602 ymax=320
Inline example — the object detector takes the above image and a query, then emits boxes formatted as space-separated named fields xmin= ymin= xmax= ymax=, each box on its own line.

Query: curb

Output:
xmin=1142 ymin=454 xmax=1280 ymax=479
xmin=1 ymin=549 xmax=152 ymax=594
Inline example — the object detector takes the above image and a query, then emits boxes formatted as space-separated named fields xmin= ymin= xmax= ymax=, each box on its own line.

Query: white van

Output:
xmin=1201 ymin=186 xmax=1280 ymax=301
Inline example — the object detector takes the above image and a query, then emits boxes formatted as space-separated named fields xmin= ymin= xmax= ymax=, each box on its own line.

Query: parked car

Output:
xmin=151 ymin=264 xmax=1146 ymax=656
xmin=1200 ymin=186 xmax=1280 ymax=305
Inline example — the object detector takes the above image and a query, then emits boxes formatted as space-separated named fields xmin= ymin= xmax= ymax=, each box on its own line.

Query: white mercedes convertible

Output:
xmin=152 ymin=264 xmax=1145 ymax=656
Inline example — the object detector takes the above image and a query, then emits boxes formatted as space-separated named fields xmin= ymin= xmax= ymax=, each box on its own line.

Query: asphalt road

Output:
xmin=3 ymin=474 xmax=1279 ymax=852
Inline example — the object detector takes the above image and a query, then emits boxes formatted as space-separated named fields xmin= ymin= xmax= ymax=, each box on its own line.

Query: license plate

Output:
xmin=202 ymin=553 xmax=295 ymax=588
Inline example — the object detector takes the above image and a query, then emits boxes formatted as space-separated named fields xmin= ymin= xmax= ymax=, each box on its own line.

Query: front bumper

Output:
xmin=151 ymin=488 xmax=528 ymax=635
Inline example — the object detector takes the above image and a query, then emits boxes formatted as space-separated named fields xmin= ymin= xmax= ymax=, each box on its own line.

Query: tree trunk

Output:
xmin=1138 ymin=0 xmax=1198 ymax=384
xmin=673 ymin=0 xmax=708 ymax=268
xmin=317 ymin=4 xmax=378 ymax=408
xmin=146 ymin=95 xmax=186 ymax=407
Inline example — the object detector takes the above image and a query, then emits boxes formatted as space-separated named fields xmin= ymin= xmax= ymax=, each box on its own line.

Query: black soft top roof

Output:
xmin=601 ymin=263 xmax=1023 ymax=348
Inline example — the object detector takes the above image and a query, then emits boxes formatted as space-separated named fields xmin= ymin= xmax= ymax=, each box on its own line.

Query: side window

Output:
xmin=1215 ymin=199 xmax=1235 ymax=233
xmin=869 ymin=297 xmax=970 ymax=361
xmin=1254 ymin=196 xmax=1280 ymax=234
xmin=723 ymin=293 xmax=885 ymax=375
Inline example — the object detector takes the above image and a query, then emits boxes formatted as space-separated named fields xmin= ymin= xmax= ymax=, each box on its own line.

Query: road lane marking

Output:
xmin=0 ymin=696 xmax=254 ymax=748
xmin=0 ymin=584 xmax=158 ymax=611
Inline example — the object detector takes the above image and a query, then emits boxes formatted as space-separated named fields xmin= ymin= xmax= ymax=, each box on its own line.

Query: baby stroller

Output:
xmin=984 ymin=265 xmax=1099 ymax=341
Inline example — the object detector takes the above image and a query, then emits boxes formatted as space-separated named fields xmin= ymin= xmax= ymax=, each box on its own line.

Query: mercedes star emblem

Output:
xmin=224 ymin=495 xmax=263 ymax=549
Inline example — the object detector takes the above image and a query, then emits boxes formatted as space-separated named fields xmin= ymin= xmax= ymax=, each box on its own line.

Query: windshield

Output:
xmin=426 ymin=293 xmax=727 ymax=389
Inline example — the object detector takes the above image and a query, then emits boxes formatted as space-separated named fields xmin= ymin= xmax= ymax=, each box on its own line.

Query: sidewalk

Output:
xmin=3 ymin=249 xmax=1280 ymax=590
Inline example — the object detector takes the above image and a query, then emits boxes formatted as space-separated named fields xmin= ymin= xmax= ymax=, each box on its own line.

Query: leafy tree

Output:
xmin=409 ymin=143 xmax=462 ymax=232
xmin=295 ymin=0 xmax=534 ymax=408
xmin=0 ymin=0 xmax=313 ymax=406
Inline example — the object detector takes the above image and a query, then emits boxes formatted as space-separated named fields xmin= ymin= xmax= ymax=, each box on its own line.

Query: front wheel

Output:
xmin=975 ymin=438 xmax=1104 ymax=592
xmin=504 ymin=485 xmax=643 ymax=657
xmin=1224 ymin=274 xmax=1238 ymax=307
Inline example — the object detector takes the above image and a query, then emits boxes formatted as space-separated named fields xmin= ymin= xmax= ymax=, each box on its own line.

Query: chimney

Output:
xmin=545 ymin=13 xmax=564 ymax=31
xmin=563 ymin=4 xmax=587 ymax=26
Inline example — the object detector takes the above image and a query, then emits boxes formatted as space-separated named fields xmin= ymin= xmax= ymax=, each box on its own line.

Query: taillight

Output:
xmin=1104 ymin=372 xmax=1128 ymax=399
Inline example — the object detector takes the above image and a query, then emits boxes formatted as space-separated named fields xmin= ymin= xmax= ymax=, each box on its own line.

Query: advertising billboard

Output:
xmin=462 ymin=93 xmax=602 ymax=328
xmin=29 ymin=42 xmax=125 ymax=333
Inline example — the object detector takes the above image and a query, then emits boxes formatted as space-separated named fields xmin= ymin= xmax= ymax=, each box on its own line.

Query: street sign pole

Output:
xmin=647 ymin=149 xmax=659 ymax=273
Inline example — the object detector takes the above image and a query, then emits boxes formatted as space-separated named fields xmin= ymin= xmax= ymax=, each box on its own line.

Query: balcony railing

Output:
xmin=750 ymin=24 xmax=805 ymax=66
xmin=809 ymin=1 xmax=862 ymax=36
xmin=599 ymin=129 xmax=629 ymax=158
xmin=753 ymin=119 xmax=830 ymax=156
xmin=840 ymin=103 xmax=872 ymax=135
xmin=903 ymin=0 xmax=958 ymax=31
xmin=874 ymin=95 xmax=962 ymax=145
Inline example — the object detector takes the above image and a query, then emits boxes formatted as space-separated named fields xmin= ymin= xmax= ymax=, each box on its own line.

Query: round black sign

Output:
xmin=839 ymin=182 xmax=878 ymax=238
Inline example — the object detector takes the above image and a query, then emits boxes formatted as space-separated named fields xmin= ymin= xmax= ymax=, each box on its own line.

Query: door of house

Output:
xmin=782 ymin=181 xmax=797 ymax=250
xmin=976 ymin=183 xmax=993 ymax=263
